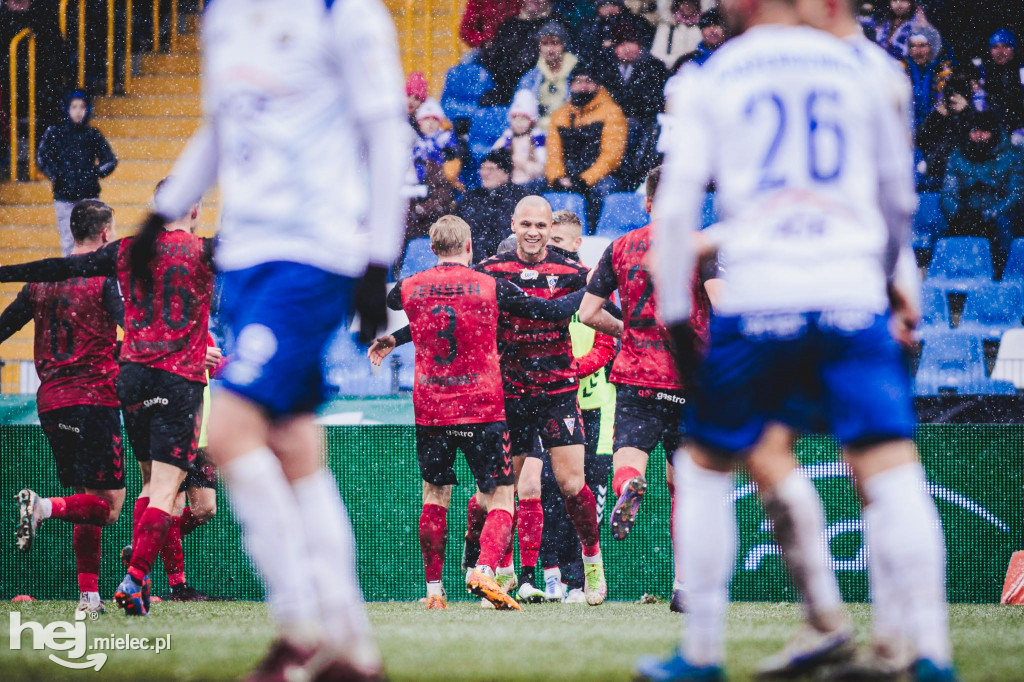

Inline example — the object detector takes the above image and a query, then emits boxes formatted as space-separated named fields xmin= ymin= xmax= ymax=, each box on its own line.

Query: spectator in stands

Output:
xmin=517 ymin=21 xmax=578 ymax=132
xmin=650 ymin=0 xmax=703 ymax=71
xmin=981 ymin=29 xmax=1024 ymax=135
xmin=460 ymin=0 xmax=522 ymax=48
xmin=36 ymin=90 xmax=118 ymax=257
xmin=492 ymin=90 xmax=547 ymax=189
xmin=904 ymin=27 xmax=952 ymax=132
xmin=480 ymin=0 xmax=557 ymax=106
xmin=671 ymin=8 xmax=726 ymax=72
xmin=406 ymin=72 xmax=429 ymax=128
xmin=546 ymin=62 xmax=627 ymax=229
xmin=455 ymin=149 xmax=527 ymax=260
xmin=413 ymin=99 xmax=464 ymax=191
xmin=874 ymin=0 xmax=922 ymax=59
xmin=941 ymin=110 xmax=1024 ymax=267
xmin=917 ymin=75 xmax=973 ymax=191
xmin=575 ymin=0 xmax=654 ymax=66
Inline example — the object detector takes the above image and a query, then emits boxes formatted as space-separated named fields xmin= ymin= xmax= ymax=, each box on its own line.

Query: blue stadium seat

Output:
xmin=440 ymin=63 xmax=494 ymax=122
xmin=701 ymin=193 xmax=717 ymax=228
xmin=1001 ymin=238 xmax=1024 ymax=283
xmin=919 ymin=285 xmax=950 ymax=330
xmin=957 ymin=282 xmax=1024 ymax=340
xmin=468 ymin=106 xmax=509 ymax=161
xmin=914 ymin=331 xmax=1005 ymax=395
xmin=399 ymin=237 xmax=436 ymax=280
xmin=543 ymin=192 xmax=589 ymax=233
xmin=925 ymin=237 xmax=993 ymax=291
xmin=595 ymin=192 xmax=648 ymax=238
xmin=913 ymin=192 xmax=946 ymax=251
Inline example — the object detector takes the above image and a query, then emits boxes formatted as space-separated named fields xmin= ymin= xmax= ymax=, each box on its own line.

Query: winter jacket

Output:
xmin=480 ymin=14 xmax=554 ymax=105
xmin=904 ymin=57 xmax=952 ymax=131
xmin=650 ymin=19 xmax=702 ymax=70
xmin=574 ymin=12 xmax=654 ymax=66
xmin=671 ymin=41 xmax=717 ymax=73
xmin=459 ymin=0 xmax=522 ymax=48
xmin=596 ymin=52 xmax=668 ymax=121
xmin=517 ymin=52 xmax=579 ymax=131
xmin=916 ymin=107 xmax=970 ymax=189
xmin=37 ymin=91 xmax=117 ymax=202
xmin=981 ymin=58 xmax=1024 ymax=132
xmin=492 ymin=127 xmax=547 ymax=185
xmin=941 ymin=132 xmax=1024 ymax=221
xmin=455 ymin=181 xmax=528 ymax=261
xmin=546 ymin=87 xmax=627 ymax=187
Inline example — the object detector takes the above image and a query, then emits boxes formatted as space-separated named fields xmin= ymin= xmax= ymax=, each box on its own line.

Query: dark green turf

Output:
xmin=1 ymin=602 xmax=1021 ymax=680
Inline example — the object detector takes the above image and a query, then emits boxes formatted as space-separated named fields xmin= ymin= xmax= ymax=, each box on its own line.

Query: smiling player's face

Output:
xmin=512 ymin=204 xmax=552 ymax=259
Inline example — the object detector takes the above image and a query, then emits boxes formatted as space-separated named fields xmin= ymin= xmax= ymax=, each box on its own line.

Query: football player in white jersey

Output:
xmin=636 ymin=0 xmax=955 ymax=680
xmin=131 ymin=1 xmax=408 ymax=680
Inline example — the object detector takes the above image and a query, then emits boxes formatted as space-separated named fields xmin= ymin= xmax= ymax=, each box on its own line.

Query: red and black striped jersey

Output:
xmin=476 ymin=248 xmax=589 ymax=396
xmin=588 ymin=224 xmax=710 ymax=390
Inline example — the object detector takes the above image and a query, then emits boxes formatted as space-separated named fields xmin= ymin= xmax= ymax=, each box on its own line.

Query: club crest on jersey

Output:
xmin=563 ymin=417 xmax=575 ymax=435
xmin=521 ymin=269 xmax=539 ymax=280
xmin=547 ymin=275 xmax=559 ymax=291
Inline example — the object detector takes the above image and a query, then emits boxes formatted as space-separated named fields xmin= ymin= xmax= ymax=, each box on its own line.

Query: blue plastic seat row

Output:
xmin=914 ymin=331 xmax=1016 ymax=396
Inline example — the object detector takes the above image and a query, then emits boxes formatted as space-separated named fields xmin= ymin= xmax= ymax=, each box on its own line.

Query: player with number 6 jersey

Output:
xmin=0 ymin=206 xmax=214 ymax=619
xmin=369 ymin=216 xmax=584 ymax=611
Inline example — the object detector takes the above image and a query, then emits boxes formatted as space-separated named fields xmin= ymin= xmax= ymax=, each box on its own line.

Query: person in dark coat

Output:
xmin=596 ymin=20 xmax=667 ymax=123
xmin=479 ymin=0 xmax=558 ymax=106
xmin=574 ymin=0 xmax=653 ymax=67
xmin=455 ymin=149 xmax=527 ymax=261
xmin=671 ymin=8 xmax=726 ymax=72
xmin=981 ymin=28 xmax=1024 ymax=134
xmin=37 ymin=90 xmax=118 ymax=256
xmin=916 ymin=75 xmax=972 ymax=191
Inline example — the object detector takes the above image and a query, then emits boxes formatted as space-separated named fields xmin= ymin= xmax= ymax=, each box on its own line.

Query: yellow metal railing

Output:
xmin=153 ymin=0 xmax=180 ymax=53
xmin=58 ymin=0 xmax=87 ymax=89
xmin=9 ymin=28 xmax=36 ymax=182
xmin=105 ymin=0 xmax=135 ymax=96
xmin=396 ymin=0 xmax=466 ymax=94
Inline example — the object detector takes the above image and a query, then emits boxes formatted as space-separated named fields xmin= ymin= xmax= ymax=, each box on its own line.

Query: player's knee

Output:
xmin=193 ymin=503 xmax=216 ymax=524
xmin=555 ymin=472 xmax=585 ymax=498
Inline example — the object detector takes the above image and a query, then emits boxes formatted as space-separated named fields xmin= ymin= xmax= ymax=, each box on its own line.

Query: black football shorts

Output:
xmin=505 ymin=391 xmax=585 ymax=457
xmin=180 ymin=447 xmax=218 ymax=493
xmin=39 ymin=405 xmax=125 ymax=490
xmin=415 ymin=421 xmax=514 ymax=494
xmin=118 ymin=363 xmax=204 ymax=472
xmin=612 ymin=384 xmax=687 ymax=462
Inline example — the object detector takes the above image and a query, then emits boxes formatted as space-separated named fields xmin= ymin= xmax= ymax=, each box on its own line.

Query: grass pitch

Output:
xmin=1 ymin=601 xmax=1022 ymax=681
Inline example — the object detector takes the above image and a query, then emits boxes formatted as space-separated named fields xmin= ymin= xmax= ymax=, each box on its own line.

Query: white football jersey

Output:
xmin=155 ymin=0 xmax=407 ymax=277
xmin=656 ymin=24 xmax=915 ymax=318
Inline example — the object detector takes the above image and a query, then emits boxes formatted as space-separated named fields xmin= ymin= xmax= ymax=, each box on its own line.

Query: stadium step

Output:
xmin=103 ymin=138 xmax=189 ymax=161
xmin=94 ymin=95 xmax=201 ymax=118
xmin=140 ymin=53 xmax=201 ymax=76
xmin=129 ymin=75 xmax=201 ymax=96
xmin=93 ymin=116 xmax=203 ymax=139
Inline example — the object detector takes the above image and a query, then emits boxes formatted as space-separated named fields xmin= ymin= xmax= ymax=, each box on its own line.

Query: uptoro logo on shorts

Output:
xmin=9 ymin=610 xmax=172 ymax=671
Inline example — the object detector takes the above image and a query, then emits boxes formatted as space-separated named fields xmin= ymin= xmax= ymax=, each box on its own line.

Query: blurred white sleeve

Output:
xmin=652 ymin=70 xmax=712 ymax=325
xmin=153 ymin=124 xmax=219 ymax=221
xmin=332 ymin=0 xmax=409 ymax=268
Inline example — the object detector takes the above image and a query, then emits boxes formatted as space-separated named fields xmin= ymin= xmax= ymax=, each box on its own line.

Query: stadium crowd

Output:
xmin=399 ymin=0 xmax=1024 ymax=272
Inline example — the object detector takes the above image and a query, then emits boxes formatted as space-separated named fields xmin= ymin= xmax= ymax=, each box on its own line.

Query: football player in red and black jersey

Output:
xmin=579 ymin=167 xmax=711 ymax=611
xmin=1 ymin=200 xmax=124 ymax=614
xmin=368 ymin=216 xmax=584 ymax=610
xmin=0 ymin=194 xmax=215 ymax=617
xmin=476 ymin=196 xmax=615 ymax=605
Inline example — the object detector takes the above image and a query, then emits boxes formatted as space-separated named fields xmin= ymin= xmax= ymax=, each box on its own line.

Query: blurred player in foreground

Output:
xmin=637 ymin=0 xmax=954 ymax=679
xmin=580 ymin=167 xmax=710 ymax=613
xmin=369 ymin=216 xmax=584 ymax=610
xmin=2 ymin=200 xmax=124 ymax=615
xmin=131 ymin=1 xmax=408 ymax=679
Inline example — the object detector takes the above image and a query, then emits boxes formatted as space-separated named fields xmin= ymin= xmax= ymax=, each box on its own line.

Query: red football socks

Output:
xmin=419 ymin=503 xmax=448 ymax=582
xmin=565 ymin=485 xmax=601 ymax=557
xmin=613 ymin=466 xmax=643 ymax=498
xmin=132 ymin=496 xmax=150 ymax=544
xmin=179 ymin=507 xmax=202 ymax=537
xmin=465 ymin=495 xmax=487 ymax=547
xmin=500 ymin=502 xmax=518 ymax=568
xmin=73 ymin=524 xmax=102 ymax=593
xmin=48 ymin=495 xmax=109 ymax=525
xmin=517 ymin=498 xmax=543 ymax=568
xmin=127 ymin=507 xmax=172 ymax=582
xmin=160 ymin=515 xmax=186 ymax=586
xmin=478 ymin=509 xmax=513 ymax=570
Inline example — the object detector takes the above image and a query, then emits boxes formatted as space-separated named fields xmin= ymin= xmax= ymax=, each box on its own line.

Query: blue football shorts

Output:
xmin=217 ymin=261 xmax=355 ymax=417
xmin=686 ymin=310 xmax=915 ymax=454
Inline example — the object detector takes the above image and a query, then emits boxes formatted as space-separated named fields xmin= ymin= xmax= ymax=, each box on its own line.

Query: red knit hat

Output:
xmin=406 ymin=72 xmax=428 ymax=101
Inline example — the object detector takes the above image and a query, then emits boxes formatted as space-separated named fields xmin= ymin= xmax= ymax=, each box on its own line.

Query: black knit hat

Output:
xmin=483 ymin=148 xmax=514 ymax=175
xmin=569 ymin=60 xmax=599 ymax=84
xmin=698 ymin=8 xmax=723 ymax=28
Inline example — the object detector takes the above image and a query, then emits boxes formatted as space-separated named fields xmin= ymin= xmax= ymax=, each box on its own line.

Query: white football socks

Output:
xmin=762 ymin=470 xmax=844 ymax=631
xmin=862 ymin=462 xmax=951 ymax=665
xmin=675 ymin=451 xmax=736 ymax=667
xmin=292 ymin=469 xmax=374 ymax=652
xmin=862 ymin=501 xmax=908 ymax=658
xmin=221 ymin=447 xmax=318 ymax=640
